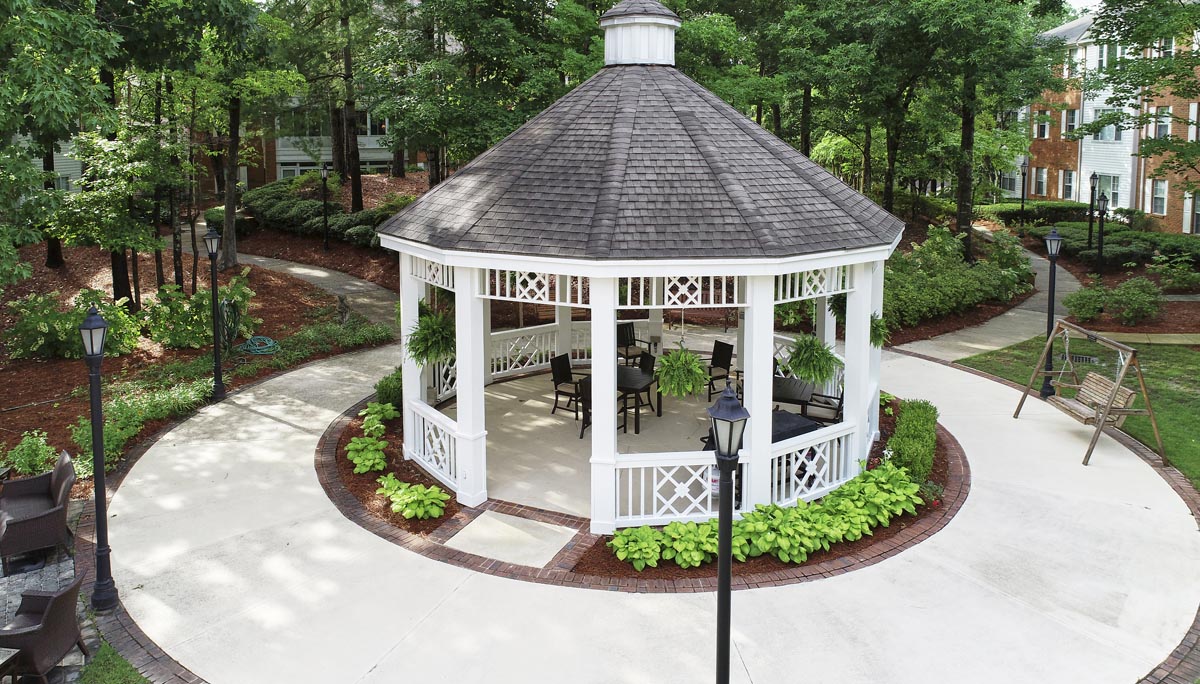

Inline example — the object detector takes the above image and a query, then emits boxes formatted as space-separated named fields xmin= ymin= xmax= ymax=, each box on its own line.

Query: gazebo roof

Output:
xmin=377 ymin=4 xmax=903 ymax=262
xmin=600 ymin=0 xmax=680 ymax=21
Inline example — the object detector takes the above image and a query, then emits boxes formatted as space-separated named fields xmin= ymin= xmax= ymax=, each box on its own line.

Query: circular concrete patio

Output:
xmin=107 ymin=343 xmax=1200 ymax=684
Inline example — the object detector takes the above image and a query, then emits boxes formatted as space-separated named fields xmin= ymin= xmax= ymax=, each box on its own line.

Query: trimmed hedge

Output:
xmin=240 ymin=177 xmax=402 ymax=246
xmin=203 ymin=206 xmax=253 ymax=237
xmin=887 ymin=399 xmax=938 ymax=484
xmin=1027 ymin=223 xmax=1200 ymax=268
xmin=976 ymin=200 xmax=1089 ymax=226
xmin=374 ymin=366 xmax=403 ymax=406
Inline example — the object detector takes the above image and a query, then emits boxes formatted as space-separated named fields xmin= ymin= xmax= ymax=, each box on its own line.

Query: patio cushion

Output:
xmin=0 ymin=494 xmax=56 ymax=520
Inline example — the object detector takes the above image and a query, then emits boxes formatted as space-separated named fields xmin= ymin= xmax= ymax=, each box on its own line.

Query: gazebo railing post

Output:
xmin=399 ymin=253 xmax=424 ymax=460
xmin=741 ymin=275 xmax=774 ymax=507
xmin=842 ymin=263 xmax=874 ymax=480
xmin=867 ymin=260 xmax=885 ymax=443
xmin=454 ymin=265 xmax=488 ymax=506
xmin=554 ymin=281 xmax=572 ymax=361
xmin=814 ymin=294 xmax=836 ymax=351
xmin=589 ymin=277 xmax=619 ymax=534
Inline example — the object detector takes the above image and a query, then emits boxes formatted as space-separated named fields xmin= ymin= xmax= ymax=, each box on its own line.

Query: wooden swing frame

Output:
xmin=1013 ymin=319 xmax=1167 ymax=466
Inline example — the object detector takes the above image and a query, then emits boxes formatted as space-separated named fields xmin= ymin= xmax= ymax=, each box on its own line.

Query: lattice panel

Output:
xmin=411 ymin=408 xmax=457 ymax=489
xmin=491 ymin=329 xmax=556 ymax=378
xmin=615 ymin=458 xmax=744 ymax=525
xmin=774 ymin=266 xmax=851 ymax=304
xmin=774 ymin=336 xmax=797 ymax=379
xmin=433 ymin=357 xmax=457 ymax=402
xmin=617 ymin=276 xmax=742 ymax=309
xmin=483 ymin=270 xmax=590 ymax=307
xmin=770 ymin=431 xmax=851 ymax=506
xmin=410 ymin=256 xmax=454 ymax=290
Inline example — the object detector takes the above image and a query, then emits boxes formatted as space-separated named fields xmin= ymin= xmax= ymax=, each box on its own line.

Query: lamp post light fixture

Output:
xmin=1096 ymin=192 xmax=1109 ymax=274
xmin=203 ymin=227 xmax=226 ymax=401
xmin=80 ymin=307 xmax=119 ymax=612
xmin=707 ymin=383 xmax=749 ymax=684
xmin=1040 ymin=229 xmax=1064 ymax=399
xmin=321 ymin=162 xmax=330 ymax=252
xmin=1087 ymin=172 xmax=1099 ymax=248
xmin=1019 ymin=159 xmax=1029 ymax=229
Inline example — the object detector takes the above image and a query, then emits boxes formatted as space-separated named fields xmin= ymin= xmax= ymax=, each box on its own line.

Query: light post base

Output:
xmin=91 ymin=579 xmax=120 ymax=613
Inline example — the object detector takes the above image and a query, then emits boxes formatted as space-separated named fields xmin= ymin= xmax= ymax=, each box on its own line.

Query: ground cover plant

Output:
xmin=959 ymin=338 xmax=1199 ymax=487
xmin=79 ymin=642 xmax=149 ymax=684
xmin=1064 ymin=277 xmax=1164 ymax=326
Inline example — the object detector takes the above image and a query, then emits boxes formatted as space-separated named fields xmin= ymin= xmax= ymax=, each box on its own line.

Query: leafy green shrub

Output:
xmin=144 ymin=269 xmax=258 ymax=348
xmin=1147 ymin=252 xmax=1200 ymax=291
xmin=291 ymin=169 xmax=341 ymax=198
xmin=607 ymin=525 xmax=664 ymax=571
xmin=1106 ymin=277 xmax=1162 ymax=325
xmin=374 ymin=367 xmax=403 ymax=406
xmin=1063 ymin=285 xmax=1107 ymax=322
xmin=345 ymin=225 xmax=379 ymax=248
xmin=378 ymin=193 xmax=417 ymax=213
xmin=655 ymin=345 xmax=709 ymax=397
xmin=203 ymin=206 xmax=253 ymax=237
xmin=358 ymin=401 xmax=398 ymax=440
xmin=784 ymin=334 xmax=843 ymax=384
xmin=976 ymin=200 xmax=1089 ymax=226
xmin=375 ymin=474 xmax=451 ymax=520
xmin=3 ymin=430 xmax=59 ymax=476
xmin=5 ymin=289 xmax=140 ymax=360
xmin=660 ymin=520 xmax=719 ymax=569
xmin=1113 ymin=207 xmax=1157 ymax=232
xmin=241 ymin=179 xmax=296 ymax=224
xmin=886 ymin=399 xmax=938 ymax=484
xmin=345 ymin=436 xmax=388 ymax=473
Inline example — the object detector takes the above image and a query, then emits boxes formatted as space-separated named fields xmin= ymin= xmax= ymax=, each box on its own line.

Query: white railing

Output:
xmin=432 ymin=357 xmax=457 ymax=402
xmin=614 ymin=451 xmax=747 ymax=527
xmin=410 ymin=255 xmax=454 ymax=290
xmin=490 ymin=323 xmax=557 ymax=379
xmin=409 ymin=400 xmax=458 ymax=491
xmin=769 ymin=423 xmax=856 ymax=507
xmin=774 ymin=266 xmax=852 ymax=304
xmin=617 ymin=275 xmax=744 ymax=309
xmin=571 ymin=326 xmax=592 ymax=362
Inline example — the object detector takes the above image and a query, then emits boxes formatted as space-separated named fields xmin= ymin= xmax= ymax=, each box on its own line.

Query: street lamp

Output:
xmin=80 ymin=307 xmax=119 ymax=612
xmin=1040 ymin=229 xmax=1063 ymax=399
xmin=1096 ymin=192 xmax=1109 ymax=274
xmin=204 ymin=227 xmax=226 ymax=401
xmin=1020 ymin=159 xmax=1029 ymax=229
xmin=707 ymin=383 xmax=748 ymax=684
xmin=321 ymin=162 xmax=330 ymax=252
xmin=1087 ymin=172 xmax=1099 ymax=248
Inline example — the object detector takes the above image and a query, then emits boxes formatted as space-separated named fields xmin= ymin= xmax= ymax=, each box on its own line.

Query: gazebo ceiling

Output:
xmin=377 ymin=1 xmax=903 ymax=262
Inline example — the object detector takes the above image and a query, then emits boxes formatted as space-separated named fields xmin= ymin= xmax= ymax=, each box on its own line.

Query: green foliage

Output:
xmin=375 ymin=474 xmax=450 ymax=520
xmin=1147 ymin=252 xmax=1200 ymax=292
xmin=1107 ymin=277 xmax=1163 ymax=326
xmin=204 ymin=207 xmax=253 ymax=237
xmin=886 ymin=399 xmax=939 ymax=484
xmin=144 ymin=268 xmax=258 ymax=349
xmin=5 ymin=289 xmax=139 ymax=360
xmin=345 ymin=436 xmax=388 ymax=474
xmin=1028 ymin=223 xmax=1200 ymax=268
xmin=975 ymin=200 xmax=1089 ymax=226
xmin=607 ymin=525 xmax=664 ymax=571
xmin=358 ymin=401 xmax=398 ymax=439
xmin=869 ymin=313 xmax=890 ymax=348
xmin=660 ymin=520 xmax=720 ymax=569
xmin=3 ymin=430 xmax=59 ymax=476
xmin=1063 ymin=285 xmax=1107 ymax=322
xmin=654 ymin=345 xmax=709 ymax=398
xmin=405 ymin=309 xmax=456 ymax=365
xmin=80 ymin=642 xmax=149 ymax=684
xmin=374 ymin=367 xmax=403 ymax=406
xmin=784 ymin=334 xmax=843 ymax=385
xmin=378 ymin=193 xmax=417 ymax=214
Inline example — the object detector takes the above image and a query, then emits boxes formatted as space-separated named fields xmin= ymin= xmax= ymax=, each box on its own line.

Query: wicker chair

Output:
xmin=0 ymin=452 xmax=75 ymax=575
xmin=550 ymin=354 xmax=585 ymax=419
xmin=0 ymin=575 xmax=90 ymax=683
xmin=707 ymin=341 xmax=734 ymax=400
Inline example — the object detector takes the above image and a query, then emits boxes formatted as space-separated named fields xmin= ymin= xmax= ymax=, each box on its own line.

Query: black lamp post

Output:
xmin=1039 ymin=229 xmax=1063 ymax=399
xmin=1087 ymin=172 xmax=1099 ymax=248
xmin=204 ymin=227 xmax=226 ymax=401
xmin=1096 ymin=192 xmax=1109 ymax=274
xmin=1019 ymin=159 xmax=1029 ymax=229
xmin=707 ymin=384 xmax=748 ymax=684
xmin=321 ymin=162 xmax=330 ymax=252
xmin=80 ymin=307 xmax=119 ymax=612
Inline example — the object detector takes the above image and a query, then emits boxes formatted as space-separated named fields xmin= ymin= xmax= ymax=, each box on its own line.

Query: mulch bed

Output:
xmin=885 ymin=288 xmax=1037 ymax=347
xmin=335 ymin=172 xmax=430 ymax=212
xmin=1067 ymin=300 xmax=1200 ymax=335
xmin=237 ymin=227 xmax=399 ymax=290
xmin=334 ymin=415 xmax=462 ymax=536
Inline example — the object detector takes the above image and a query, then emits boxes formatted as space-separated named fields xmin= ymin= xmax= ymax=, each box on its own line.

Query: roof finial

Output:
xmin=600 ymin=0 xmax=681 ymax=67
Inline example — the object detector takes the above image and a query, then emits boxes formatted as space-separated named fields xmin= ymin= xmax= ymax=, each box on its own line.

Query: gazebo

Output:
xmin=376 ymin=0 xmax=903 ymax=534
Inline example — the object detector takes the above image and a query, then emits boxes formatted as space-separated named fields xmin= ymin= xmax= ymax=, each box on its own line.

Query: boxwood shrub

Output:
xmin=1027 ymin=223 xmax=1200 ymax=268
xmin=886 ymin=399 xmax=939 ymax=484
xmin=976 ymin=200 xmax=1089 ymax=226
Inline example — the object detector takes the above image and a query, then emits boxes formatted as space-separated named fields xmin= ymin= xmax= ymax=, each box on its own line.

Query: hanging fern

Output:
xmin=655 ymin=345 xmax=709 ymax=398
xmin=785 ymin=334 xmax=843 ymax=385
xmin=870 ymin=313 xmax=890 ymax=348
xmin=406 ymin=310 xmax=456 ymax=365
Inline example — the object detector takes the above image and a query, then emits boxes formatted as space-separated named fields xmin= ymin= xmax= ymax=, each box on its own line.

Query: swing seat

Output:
xmin=1049 ymin=372 xmax=1137 ymax=427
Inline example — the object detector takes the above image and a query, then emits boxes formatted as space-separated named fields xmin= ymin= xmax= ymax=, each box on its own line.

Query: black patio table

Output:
xmin=617 ymin=365 xmax=662 ymax=434
xmin=702 ymin=408 xmax=822 ymax=452
xmin=731 ymin=372 xmax=816 ymax=408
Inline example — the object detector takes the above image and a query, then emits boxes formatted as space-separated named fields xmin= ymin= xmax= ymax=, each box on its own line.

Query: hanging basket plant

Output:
xmin=406 ymin=310 xmax=455 ymax=366
xmin=870 ymin=313 xmax=890 ymax=349
xmin=784 ymin=334 xmax=843 ymax=385
xmin=654 ymin=345 xmax=709 ymax=398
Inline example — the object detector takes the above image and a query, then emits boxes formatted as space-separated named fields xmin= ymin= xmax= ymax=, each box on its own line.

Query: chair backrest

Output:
xmin=22 ymin=575 xmax=85 ymax=676
xmin=638 ymin=352 xmax=655 ymax=373
xmin=550 ymin=354 xmax=573 ymax=385
xmin=617 ymin=322 xmax=636 ymax=347
xmin=50 ymin=452 xmax=74 ymax=504
xmin=711 ymin=341 xmax=734 ymax=371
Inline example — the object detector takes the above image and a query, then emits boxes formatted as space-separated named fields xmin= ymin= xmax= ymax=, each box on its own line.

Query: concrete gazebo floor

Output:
xmin=106 ymin=343 xmax=1200 ymax=684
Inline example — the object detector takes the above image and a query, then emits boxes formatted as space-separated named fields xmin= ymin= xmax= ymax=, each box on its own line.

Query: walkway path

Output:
xmin=106 ymin=345 xmax=1200 ymax=684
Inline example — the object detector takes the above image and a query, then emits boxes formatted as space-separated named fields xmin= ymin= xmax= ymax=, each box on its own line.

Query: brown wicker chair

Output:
xmin=0 ymin=452 xmax=75 ymax=575
xmin=0 ymin=575 xmax=90 ymax=683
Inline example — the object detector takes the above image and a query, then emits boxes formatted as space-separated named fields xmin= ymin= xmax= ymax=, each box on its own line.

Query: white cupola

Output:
xmin=599 ymin=0 xmax=681 ymax=66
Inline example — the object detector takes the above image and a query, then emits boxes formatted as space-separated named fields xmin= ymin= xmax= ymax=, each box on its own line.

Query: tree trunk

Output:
xmin=101 ymin=67 xmax=134 ymax=306
xmin=883 ymin=125 xmax=900 ymax=213
xmin=169 ymin=76 xmax=184 ymax=288
xmin=427 ymin=147 xmax=441 ymax=187
xmin=131 ymin=249 xmax=141 ymax=307
xmin=861 ymin=125 xmax=873 ymax=195
xmin=755 ymin=99 xmax=763 ymax=126
xmin=42 ymin=149 xmax=64 ymax=268
xmin=212 ymin=146 xmax=226 ymax=198
xmin=392 ymin=147 xmax=406 ymax=178
xmin=800 ymin=86 xmax=812 ymax=156
xmin=342 ymin=5 xmax=363 ymax=212
xmin=221 ymin=95 xmax=241 ymax=270
xmin=956 ymin=68 xmax=978 ymax=262
xmin=771 ymin=103 xmax=782 ymax=138
xmin=152 ymin=74 xmax=165 ymax=287
xmin=330 ymin=105 xmax=346 ymax=178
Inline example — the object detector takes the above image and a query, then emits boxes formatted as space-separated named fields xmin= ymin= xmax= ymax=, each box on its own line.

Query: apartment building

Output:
xmin=1019 ymin=16 xmax=1198 ymax=234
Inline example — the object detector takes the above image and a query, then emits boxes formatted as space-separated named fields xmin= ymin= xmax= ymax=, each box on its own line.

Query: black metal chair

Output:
xmin=625 ymin=352 xmax=657 ymax=414
xmin=578 ymin=376 xmax=627 ymax=439
xmin=616 ymin=322 xmax=647 ymax=366
xmin=707 ymin=341 xmax=734 ymax=400
xmin=550 ymin=353 xmax=585 ymax=420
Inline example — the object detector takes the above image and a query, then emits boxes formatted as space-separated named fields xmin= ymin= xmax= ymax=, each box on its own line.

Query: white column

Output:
xmin=481 ymin=297 xmax=493 ymax=385
xmin=843 ymin=263 xmax=873 ymax=480
xmin=554 ymin=302 xmax=572 ymax=358
xmin=399 ymin=254 xmax=425 ymax=460
xmin=867 ymin=261 xmax=885 ymax=443
xmin=589 ymin=277 xmax=618 ymax=534
xmin=735 ymin=277 xmax=747 ymax=371
xmin=814 ymin=295 xmax=836 ymax=348
xmin=742 ymin=275 xmax=775 ymax=507
xmin=454 ymin=265 xmax=488 ymax=506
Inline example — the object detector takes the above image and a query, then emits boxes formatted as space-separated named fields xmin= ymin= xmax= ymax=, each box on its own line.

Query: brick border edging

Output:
xmin=889 ymin=347 xmax=1199 ymax=684
xmin=315 ymin=394 xmax=971 ymax=593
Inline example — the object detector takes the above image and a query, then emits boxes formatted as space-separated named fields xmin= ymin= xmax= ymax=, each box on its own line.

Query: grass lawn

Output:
xmin=80 ymin=642 xmax=148 ymax=684
xmin=959 ymin=337 xmax=1200 ymax=487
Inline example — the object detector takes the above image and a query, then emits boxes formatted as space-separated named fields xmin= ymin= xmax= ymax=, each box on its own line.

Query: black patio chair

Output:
xmin=624 ymin=352 xmax=657 ymax=414
xmin=616 ymin=322 xmax=647 ymax=366
xmin=578 ymin=376 xmax=628 ymax=439
xmin=707 ymin=341 xmax=734 ymax=400
xmin=550 ymin=353 xmax=585 ymax=420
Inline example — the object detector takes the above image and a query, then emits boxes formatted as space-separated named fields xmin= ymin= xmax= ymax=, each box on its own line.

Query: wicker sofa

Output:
xmin=0 ymin=452 xmax=75 ymax=575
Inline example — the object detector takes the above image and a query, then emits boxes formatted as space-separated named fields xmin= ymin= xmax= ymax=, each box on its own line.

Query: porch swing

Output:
xmin=1013 ymin=320 xmax=1167 ymax=466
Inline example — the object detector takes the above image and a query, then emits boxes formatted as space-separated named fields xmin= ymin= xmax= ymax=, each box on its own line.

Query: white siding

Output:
xmin=1078 ymin=40 xmax=1138 ymax=210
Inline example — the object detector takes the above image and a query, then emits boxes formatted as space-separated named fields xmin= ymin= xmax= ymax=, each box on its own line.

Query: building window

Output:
xmin=1098 ymin=174 xmax=1120 ymax=208
xmin=1063 ymin=170 xmax=1075 ymax=200
xmin=1098 ymin=43 xmax=1120 ymax=69
xmin=1035 ymin=110 xmax=1050 ymax=139
xmin=279 ymin=108 xmax=324 ymax=138
xmin=53 ymin=175 xmax=70 ymax=191
xmin=1156 ymin=37 xmax=1175 ymax=58
xmin=1152 ymin=180 xmax=1168 ymax=215
xmin=1065 ymin=109 xmax=1078 ymax=133
xmin=368 ymin=114 xmax=387 ymax=137
xmin=1000 ymin=173 xmax=1017 ymax=193
xmin=1154 ymin=106 xmax=1171 ymax=138
xmin=1093 ymin=108 xmax=1122 ymax=141
xmin=1193 ymin=195 xmax=1199 ymax=233
xmin=1034 ymin=167 xmax=1047 ymax=195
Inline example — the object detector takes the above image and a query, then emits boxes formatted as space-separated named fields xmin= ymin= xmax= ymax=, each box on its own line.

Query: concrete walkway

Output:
xmin=107 ymin=345 xmax=1200 ymax=684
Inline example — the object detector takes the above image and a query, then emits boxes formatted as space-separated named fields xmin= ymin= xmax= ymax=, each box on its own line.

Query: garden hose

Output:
xmin=238 ymin=336 xmax=280 ymax=355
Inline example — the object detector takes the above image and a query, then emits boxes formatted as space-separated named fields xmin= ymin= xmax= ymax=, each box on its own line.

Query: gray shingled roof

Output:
xmin=377 ymin=65 xmax=904 ymax=261
xmin=1041 ymin=16 xmax=1092 ymax=44
xmin=601 ymin=0 xmax=679 ymax=21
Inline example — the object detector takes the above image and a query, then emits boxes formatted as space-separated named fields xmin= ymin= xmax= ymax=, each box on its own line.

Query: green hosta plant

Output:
xmin=406 ymin=310 xmax=456 ymax=366
xmin=660 ymin=520 xmax=719 ymax=569
xmin=654 ymin=345 xmax=709 ymax=398
xmin=607 ymin=525 xmax=664 ymax=571
xmin=376 ymin=474 xmax=450 ymax=519
xmin=345 ymin=436 xmax=388 ymax=474
xmin=359 ymin=402 xmax=399 ymax=439
xmin=784 ymin=334 xmax=843 ymax=385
